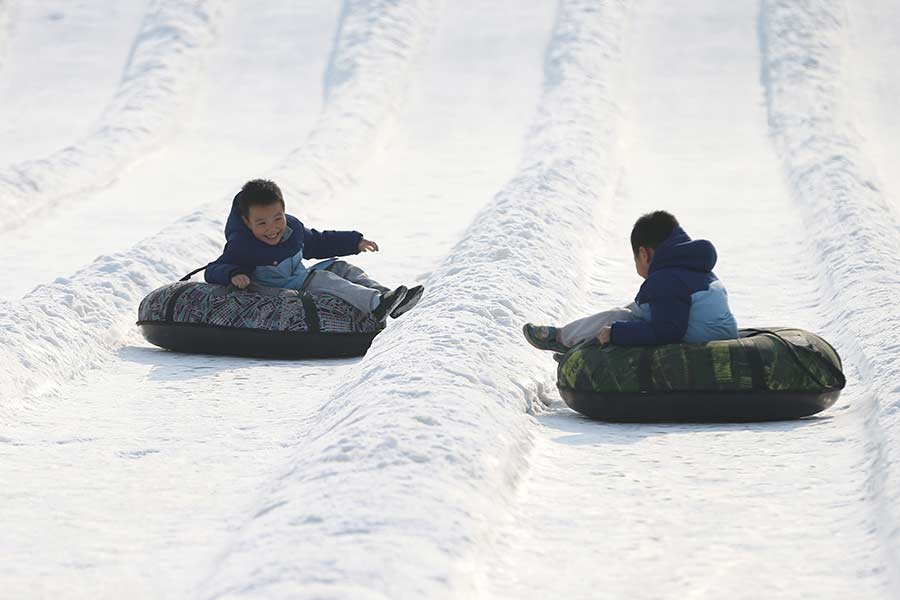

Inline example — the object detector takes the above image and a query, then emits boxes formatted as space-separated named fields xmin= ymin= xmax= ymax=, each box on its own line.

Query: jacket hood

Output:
xmin=225 ymin=193 xmax=247 ymax=240
xmin=648 ymin=226 xmax=717 ymax=274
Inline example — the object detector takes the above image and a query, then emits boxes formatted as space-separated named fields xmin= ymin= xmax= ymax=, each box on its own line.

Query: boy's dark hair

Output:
xmin=237 ymin=179 xmax=284 ymax=218
xmin=630 ymin=210 xmax=679 ymax=254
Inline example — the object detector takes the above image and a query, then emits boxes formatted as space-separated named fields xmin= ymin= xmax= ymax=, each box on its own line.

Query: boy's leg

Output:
xmin=302 ymin=270 xmax=381 ymax=314
xmin=324 ymin=260 xmax=390 ymax=293
xmin=558 ymin=303 xmax=642 ymax=347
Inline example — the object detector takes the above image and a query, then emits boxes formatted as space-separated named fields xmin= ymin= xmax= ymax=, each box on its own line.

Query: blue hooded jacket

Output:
xmin=204 ymin=198 xmax=363 ymax=286
xmin=611 ymin=227 xmax=738 ymax=346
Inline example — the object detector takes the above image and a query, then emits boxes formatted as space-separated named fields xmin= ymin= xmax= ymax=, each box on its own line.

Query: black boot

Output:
xmin=390 ymin=285 xmax=424 ymax=318
xmin=373 ymin=286 xmax=407 ymax=321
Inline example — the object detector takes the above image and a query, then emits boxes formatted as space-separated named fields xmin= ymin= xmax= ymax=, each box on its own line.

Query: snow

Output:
xmin=0 ymin=0 xmax=328 ymax=300
xmin=761 ymin=0 xmax=900 ymax=586
xmin=846 ymin=0 xmax=900 ymax=216
xmin=0 ymin=0 xmax=146 ymax=163
xmin=487 ymin=1 xmax=898 ymax=597
xmin=0 ymin=0 xmax=226 ymax=232
xmin=0 ymin=2 xmax=13 ymax=76
xmin=200 ymin=2 xmax=625 ymax=596
xmin=2 ymin=0 xmax=900 ymax=598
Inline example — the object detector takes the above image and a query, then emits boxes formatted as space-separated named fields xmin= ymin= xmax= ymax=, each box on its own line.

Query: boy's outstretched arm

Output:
xmin=302 ymin=226 xmax=364 ymax=259
xmin=610 ymin=278 xmax=691 ymax=346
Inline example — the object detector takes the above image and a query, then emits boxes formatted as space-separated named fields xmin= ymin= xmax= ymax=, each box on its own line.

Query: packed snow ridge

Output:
xmin=761 ymin=0 xmax=900 ymax=584
xmin=0 ymin=0 xmax=226 ymax=231
xmin=277 ymin=0 xmax=441 ymax=206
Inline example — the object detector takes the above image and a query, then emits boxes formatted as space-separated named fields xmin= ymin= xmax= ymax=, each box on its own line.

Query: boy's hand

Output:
xmin=231 ymin=274 xmax=250 ymax=289
xmin=598 ymin=326 xmax=612 ymax=345
xmin=358 ymin=238 xmax=379 ymax=253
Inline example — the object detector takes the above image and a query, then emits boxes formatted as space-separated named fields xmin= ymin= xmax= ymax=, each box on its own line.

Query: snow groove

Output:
xmin=0 ymin=0 xmax=440 ymax=424
xmin=0 ymin=212 xmax=224 ymax=423
xmin=760 ymin=0 xmax=900 ymax=588
xmin=274 ymin=0 xmax=441 ymax=209
xmin=0 ymin=1 xmax=12 ymax=71
xmin=197 ymin=1 xmax=631 ymax=597
xmin=0 ymin=0 xmax=227 ymax=232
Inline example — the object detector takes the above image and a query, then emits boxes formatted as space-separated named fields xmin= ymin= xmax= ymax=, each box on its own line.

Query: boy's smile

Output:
xmin=243 ymin=203 xmax=286 ymax=246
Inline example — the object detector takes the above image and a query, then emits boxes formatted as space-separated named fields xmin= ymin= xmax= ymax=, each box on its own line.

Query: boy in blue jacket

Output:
xmin=205 ymin=179 xmax=423 ymax=321
xmin=523 ymin=211 xmax=737 ymax=352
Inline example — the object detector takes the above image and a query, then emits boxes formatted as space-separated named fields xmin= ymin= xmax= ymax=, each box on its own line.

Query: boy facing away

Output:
xmin=524 ymin=210 xmax=738 ymax=352
xmin=205 ymin=179 xmax=423 ymax=321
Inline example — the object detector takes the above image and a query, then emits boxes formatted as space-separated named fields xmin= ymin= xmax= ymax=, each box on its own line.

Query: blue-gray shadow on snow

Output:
xmin=117 ymin=345 xmax=363 ymax=382
xmin=538 ymin=401 xmax=834 ymax=446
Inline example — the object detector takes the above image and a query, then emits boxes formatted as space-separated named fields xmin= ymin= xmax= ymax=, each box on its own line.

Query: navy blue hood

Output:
xmin=224 ymin=194 xmax=254 ymax=241
xmin=648 ymin=227 xmax=717 ymax=274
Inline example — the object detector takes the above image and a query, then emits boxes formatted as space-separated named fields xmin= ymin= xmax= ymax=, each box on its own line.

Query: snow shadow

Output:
xmin=117 ymin=345 xmax=363 ymax=382
xmin=537 ymin=404 xmax=834 ymax=446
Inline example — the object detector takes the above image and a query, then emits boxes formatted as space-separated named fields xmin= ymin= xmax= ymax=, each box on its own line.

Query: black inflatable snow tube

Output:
xmin=556 ymin=328 xmax=846 ymax=422
xmin=137 ymin=282 xmax=383 ymax=359
xmin=557 ymin=387 xmax=842 ymax=423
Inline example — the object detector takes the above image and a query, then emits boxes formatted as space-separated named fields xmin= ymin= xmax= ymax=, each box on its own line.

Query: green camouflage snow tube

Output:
xmin=557 ymin=328 xmax=846 ymax=422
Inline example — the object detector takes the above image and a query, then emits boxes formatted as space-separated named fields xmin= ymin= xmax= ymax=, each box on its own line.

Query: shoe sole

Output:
xmin=374 ymin=286 xmax=407 ymax=321
xmin=390 ymin=286 xmax=423 ymax=318
xmin=522 ymin=324 xmax=569 ymax=354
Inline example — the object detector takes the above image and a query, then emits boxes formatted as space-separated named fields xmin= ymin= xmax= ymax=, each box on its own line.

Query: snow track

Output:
xmin=3 ymin=0 xmax=554 ymax=595
xmin=0 ymin=1 xmax=12 ymax=71
xmin=0 ymin=0 xmax=340 ymax=301
xmin=0 ymin=0 xmax=437 ymax=422
xmin=0 ymin=0 xmax=226 ymax=231
xmin=487 ymin=1 xmax=898 ymax=597
xmin=274 ymin=0 xmax=441 ymax=207
xmin=0 ymin=212 xmax=222 ymax=423
xmin=4 ymin=0 xmax=900 ymax=597
xmin=761 ymin=0 xmax=900 ymax=589
xmin=0 ymin=1 xmax=146 ymax=165
xmin=198 ymin=1 xmax=628 ymax=596
xmin=845 ymin=0 xmax=900 ymax=216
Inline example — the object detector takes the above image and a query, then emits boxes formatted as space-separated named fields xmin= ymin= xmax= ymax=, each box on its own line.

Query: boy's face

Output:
xmin=243 ymin=202 xmax=286 ymax=246
xmin=634 ymin=246 xmax=654 ymax=279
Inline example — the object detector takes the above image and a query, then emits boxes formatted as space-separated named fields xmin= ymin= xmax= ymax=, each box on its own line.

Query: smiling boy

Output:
xmin=205 ymin=179 xmax=423 ymax=321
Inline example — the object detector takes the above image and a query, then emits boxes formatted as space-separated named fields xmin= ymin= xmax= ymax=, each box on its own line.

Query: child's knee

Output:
xmin=325 ymin=259 xmax=350 ymax=274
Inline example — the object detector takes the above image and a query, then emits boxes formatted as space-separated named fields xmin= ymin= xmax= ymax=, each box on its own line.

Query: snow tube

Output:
xmin=137 ymin=282 xmax=384 ymax=359
xmin=556 ymin=328 xmax=846 ymax=422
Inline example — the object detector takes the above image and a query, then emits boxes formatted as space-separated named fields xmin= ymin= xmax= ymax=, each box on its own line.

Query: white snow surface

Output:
xmin=0 ymin=2 xmax=12 ymax=73
xmin=2 ymin=0 xmax=900 ymax=598
xmin=0 ymin=0 xmax=227 ymax=231
xmin=0 ymin=0 xmax=437 ymax=420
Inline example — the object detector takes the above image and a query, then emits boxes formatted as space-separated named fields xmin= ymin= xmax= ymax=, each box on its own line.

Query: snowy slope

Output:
xmin=846 ymin=0 xmax=900 ymax=216
xmin=0 ymin=1 xmax=17 ymax=77
xmin=0 ymin=0 xmax=435 ymax=420
xmin=761 ymin=0 xmax=900 ymax=587
xmin=2 ymin=0 xmax=900 ymax=598
xmin=0 ymin=0 xmax=339 ymax=300
xmin=0 ymin=1 xmax=145 ymax=163
xmin=200 ymin=1 xmax=625 ymax=596
xmin=0 ymin=0 xmax=226 ymax=232
xmin=487 ymin=2 xmax=897 ymax=597
xmin=1 ymin=0 xmax=549 ymax=596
